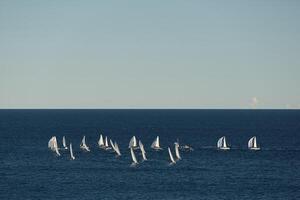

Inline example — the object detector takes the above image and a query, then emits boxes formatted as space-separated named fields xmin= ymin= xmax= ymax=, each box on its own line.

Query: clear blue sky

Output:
xmin=0 ymin=1 xmax=299 ymax=108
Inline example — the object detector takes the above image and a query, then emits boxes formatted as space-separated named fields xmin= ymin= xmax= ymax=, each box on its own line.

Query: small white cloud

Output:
xmin=250 ymin=97 xmax=258 ymax=108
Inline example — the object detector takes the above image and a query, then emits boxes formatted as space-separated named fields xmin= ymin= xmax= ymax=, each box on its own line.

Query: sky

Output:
xmin=0 ymin=0 xmax=299 ymax=109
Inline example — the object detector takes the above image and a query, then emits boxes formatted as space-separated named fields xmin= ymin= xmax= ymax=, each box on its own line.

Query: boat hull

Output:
xmin=249 ymin=147 xmax=260 ymax=150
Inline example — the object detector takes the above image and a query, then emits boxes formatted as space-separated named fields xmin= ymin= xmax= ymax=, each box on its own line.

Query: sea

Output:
xmin=1 ymin=109 xmax=300 ymax=200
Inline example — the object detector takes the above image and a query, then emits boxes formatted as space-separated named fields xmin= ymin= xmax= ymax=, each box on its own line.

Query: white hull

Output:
xmin=219 ymin=147 xmax=230 ymax=150
xmin=249 ymin=147 xmax=260 ymax=150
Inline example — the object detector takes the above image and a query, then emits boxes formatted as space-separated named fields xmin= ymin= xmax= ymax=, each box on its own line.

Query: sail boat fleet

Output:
xmin=48 ymin=135 xmax=261 ymax=164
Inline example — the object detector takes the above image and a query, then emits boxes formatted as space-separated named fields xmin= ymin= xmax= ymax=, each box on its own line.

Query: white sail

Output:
xmin=217 ymin=137 xmax=223 ymax=148
xmin=62 ymin=136 xmax=68 ymax=149
xmin=105 ymin=136 xmax=109 ymax=147
xmin=248 ymin=136 xmax=260 ymax=150
xmin=98 ymin=134 xmax=104 ymax=147
xmin=174 ymin=142 xmax=181 ymax=160
xmin=139 ymin=140 xmax=147 ymax=160
xmin=130 ymin=148 xmax=138 ymax=164
xmin=48 ymin=136 xmax=61 ymax=156
xmin=80 ymin=136 xmax=90 ymax=152
xmin=151 ymin=136 xmax=162 ymax=150
xmin=253 ymin=137 xmax=258 ymax=148
xmin=114 ymin=142 xmax=121 ymax=156
xmin=217 ymin=136 xmax=230 ymax=150
xmin=168 ymin=147 xmax=176 ymax=164
xmin=223 ymin=137 xmax=227 ymax=148
xmin=129 ymin=136 xmax=137 ymax=148
xmin=110 ymin=139 xmax=116 ymax=151
xmin=69 ymin=143 xmax=75 ymax=160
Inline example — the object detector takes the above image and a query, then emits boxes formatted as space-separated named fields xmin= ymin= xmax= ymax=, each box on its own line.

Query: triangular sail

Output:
xmin=217 ymin=137 xmax=223 ymax=148
xmin=248 ymin=136 xmax=259 ymax=150
xmin=174 ymin=142 xmax=181 ymax=160
xmin=70 ymin=143 xmax=75 ymax=160
xmin=48 ymin=136 xmax=61 ymax=156
xmin=62 ymin=136 xmax=68 ymax=149
xmin=139 ymin=140 xmax=147 ymax=160
xmin=130 ymin=148 xmax=138 ymax=164
xmin=151 ymin=136 xmax=160 ymax=148
xmin=223 ymin=137 xmax=227 ymax=148
xmin=129 ymin=136 xmax=137 ymax=148
xmin=80 ymin=136 xmax=90 ymax=151
xmin=248 ymin=137 xmax=255 ymax=148
xmin=98 ymin=134 xmax=104 ymax=147
xmin=110 ymin=139 xmax=116 ymax=151
xmin=105 ymin=136 xmax=109 ymax=147
xmin=168 ymin=147 xmax=176 ymax=164
xmin=253 ymin=137 xmax=257 ymax=148
xmin=114 ymin=142 xmax=121 ymax=156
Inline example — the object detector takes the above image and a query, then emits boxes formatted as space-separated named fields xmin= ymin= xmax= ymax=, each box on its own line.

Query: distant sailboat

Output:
xmin=105 ymin=136 xmax=111 ymax=150
xmin=114 ymin=142 xmax=121 ymax=156
xmin=80 ymin=136 xmax=90 ymax=152
xmin=130 ymin=148 xmax=138 ymax=165
xmin=168 ymin=147 xmax=176 ymax=164
xmin=69 ymin=143 xmax=75 ymax=160
xmin=217 ymin=136 xmax=230 ymax=150
xmin=110 ymin=139 xmax=121 ymax=156
xmin=139 ymin=140 xmax=147 ymax=161
xmin=248 ymin=136 xmax=260 ymax=150
xmin=62 ymin=136 xmax=68 ymax=150
xmin=151 ymin=136 xmax=162 ymax=150
xmin=48 ymin=136 xmax=61 ymax=156
xmin=174 ymin=142 xmax=181 ymax=160
xmin=129 ymin=136 xmax=139 ymax=149
xmin=110 ymin=139 xmax=116 ymax=150
xmin=98 ymin=134 xmax=105 ymax=149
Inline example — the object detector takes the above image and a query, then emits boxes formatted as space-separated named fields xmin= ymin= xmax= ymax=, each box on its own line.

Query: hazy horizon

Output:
xmin=1 ymin=1 xmax=299 ymax=109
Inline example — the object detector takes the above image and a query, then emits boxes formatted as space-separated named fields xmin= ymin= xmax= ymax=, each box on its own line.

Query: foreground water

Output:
xmin=1 ymin=109 xmax=300 ymax=199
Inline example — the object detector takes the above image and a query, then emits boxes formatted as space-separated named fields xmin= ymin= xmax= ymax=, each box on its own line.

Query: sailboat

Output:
xmin=110 ymin=139 xmax=121 ymax=156
xmin=69 ymin=143 xmax=75 ymax=160
xmin=130 ymin=147 xmax=138 ymax=165
xmin=98 ymin=134 xmax=105 ymax=149
xmin=80 ymin=136 xmax=90 ymax=152
xmin=105 ymin=136 xmax=111 ymax=150
xmin=174 ymin=142 xmax=181 ymax=160
xmin=139 ymin=140 xmax=147 ymax=161
xmin=217 ymin=136 xmax=230 ymax=150
xmin=48 ymin=136 xmax=61 ymax=156
xmin=128 ymin=136 xmax=139 ymax=149
xmin=151 ymin=136 xmax=163 ymax=150
xmin=62 ymin=136 xmax=68 ymax=150
xmin=168 ymin=147 xmax=176 ymax=164
xmin=248 ymin=136 xmax=260 ymax=150
xmin=114 ymin=142 xmax=121 ymax=156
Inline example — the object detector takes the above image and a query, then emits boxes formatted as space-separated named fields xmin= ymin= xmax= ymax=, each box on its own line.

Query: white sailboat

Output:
xmin=62 ymin=136 xmax=68 ymax=150
xmin=130 ymin=147 xmax=138 ymax=165
xmin=217 ymin=136 xmax=230 ymax=150
xmin=248 ymin=136 xmax=260 ymax=150
xmin=80 ymin=136 xmax=90 ymax=152
xmin=139 ymin=140 xmax=147 ymax=161
xmin=114 ymin=142 xmax=121 ymax=156
xmin=105 ymin=136 xmax=111 ymax=150
xmin=48 ymin=136 xmax=61 ymax=156
xmin=168 ymin=147 xmax=176 ymax=164
xmin=174 ymin=142 xmax=181 ymax=160
xmin=128 ymin=136 xmax=139 ymax=149
xmin=151 ymin=136 xmax=162 ymax=150
xmin=69 ymin=143 xmax=75 ymax=160
xmin=98 ymin=134 xmax=105 ymax=149
xmin=110 ymin=139 xmax=116 ymax=150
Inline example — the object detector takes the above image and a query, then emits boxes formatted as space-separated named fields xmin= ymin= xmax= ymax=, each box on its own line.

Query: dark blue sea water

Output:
xmin=1 ymin=109 xmax=300 ymax=199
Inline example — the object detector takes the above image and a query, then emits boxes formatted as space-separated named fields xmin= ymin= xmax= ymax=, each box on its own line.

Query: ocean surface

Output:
xmin=1 ymin=109 xmax=300 ymax=200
